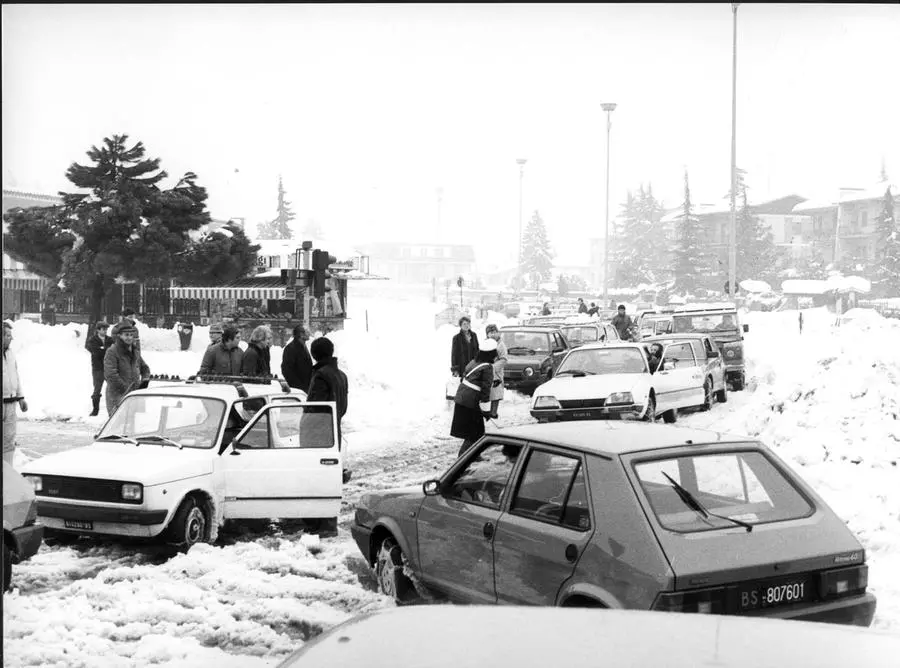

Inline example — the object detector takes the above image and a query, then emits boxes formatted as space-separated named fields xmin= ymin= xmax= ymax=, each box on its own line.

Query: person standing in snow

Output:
xmin=241 ymin=325 xmax=273 ymax=376
xmin=103 ymin=322 xmax=150 ymax=416
xmin=450 ymin=316 xmax=479 ymax=378
xmin=85 ymin=320 xmax=114 ymax=416
xmin=484 ymin=324 xmax=507 ymax=419
xmin=611 ymin=304 xmax=634 ymax=340
xmin=451 ymin=338 xmax=498 ymax=458
xmin=116 ymin=308 xmax=141 ymax=354
xmin=577 ymin=298 xmax=588 ymax=314
xmin=207 ymin=323 xmax=224 ymax=349
xmin=2 ymin=321 xmax=28 ymax=465
xmin=282 ymin=324 xmax=314 ymax=392
xmin=307 ymin=336 xmax=349 ymax=446
xmin=198 ymin=324 xmax=243 ymax=376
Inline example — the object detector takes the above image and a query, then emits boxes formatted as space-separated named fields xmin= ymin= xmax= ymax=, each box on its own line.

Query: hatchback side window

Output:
xmin=510 ymin=450 xmax=590 ymax=530
xmin=444 ymin=443 xmax=523 ymax=508
xmin=665 ymin=342 xmax=696 ymax=368
xmin=689 ymin=340 xmax=705 ymax=361
xmin=704 ymin=338 xmax=715 ymax=356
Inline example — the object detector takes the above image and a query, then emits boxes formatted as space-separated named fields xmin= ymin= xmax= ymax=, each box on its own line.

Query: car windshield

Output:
xmin=501 ymin=331 xmax=550 ymax=354
xmin=673 ymin=313 xmax=738 ymax=333
xmin=561 ymin=327 xmax=599 ymax=345
xmin=557 ymin=347 xmax=646 ymax=375
xmin=633 ymin=450 xmax=813 ymax=533
xmin=98 ymin=395 xmax=227 ymax=449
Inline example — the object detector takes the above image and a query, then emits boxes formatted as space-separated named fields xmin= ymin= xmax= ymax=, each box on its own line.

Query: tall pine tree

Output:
xmin=257 ymin=176 xmax=295 ymax=239
xmin=3 ymin=135 xmax=257 ymax=321
xmin=521 ymin=210 xmax=554 ymax=289
xmin=612 ymin=184 xmax=668 ymax=288
xmin=672 ymin=170 xmax=705 ymax=295
xmin=735 ymin=185 xmax=778 ymax=284
xmin=872 ymin=187 xmax=899 ymax=297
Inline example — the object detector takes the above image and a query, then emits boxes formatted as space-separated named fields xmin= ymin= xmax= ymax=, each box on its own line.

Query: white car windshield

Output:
xmin=562 ymin=327 xmax=599 ymax=344
xmin=673 ymin=313 xmax=737 ymax=333
xmin=557 ymin=347 xmax=646 ymax=375
xmin=97 ymin=395 xmax=227 ymax=449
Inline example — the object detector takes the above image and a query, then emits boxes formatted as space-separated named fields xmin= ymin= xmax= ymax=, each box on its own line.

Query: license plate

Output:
xmin=737 ymin=577 xmax=811 ymax=611
xmin=64 ymin=519 xmax=93 ymax=531
xmin=571 ymin=411 xmax=593 ymax=419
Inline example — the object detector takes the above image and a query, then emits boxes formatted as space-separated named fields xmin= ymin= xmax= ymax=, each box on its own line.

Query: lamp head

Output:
xmin=516 ymin=158 xmax=528 ymax=166
xmin=601 ymin=103 xmax=618 ymax=112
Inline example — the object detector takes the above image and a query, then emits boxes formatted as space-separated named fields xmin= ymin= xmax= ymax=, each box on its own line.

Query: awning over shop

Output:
xmin=169 ymin=277 xmax=286 ymax=300
xmin=2 ymin=274 xmax=46 ymax=291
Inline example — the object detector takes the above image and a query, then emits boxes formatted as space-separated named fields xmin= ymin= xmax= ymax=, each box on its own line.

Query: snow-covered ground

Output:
xmin=3 ymin=292 xmax=899 ymax=665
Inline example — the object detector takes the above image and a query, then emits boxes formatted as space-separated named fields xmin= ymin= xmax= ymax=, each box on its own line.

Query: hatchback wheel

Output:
xmin=700 ymin=379 xmax=713 ymax=412
xmin=642 ymin=395 xmax=656 ymax=422
xmin=375 ymin=536 xmax=419 ymax=605
xmin=167 ymin=497 xmax=208 ymax=552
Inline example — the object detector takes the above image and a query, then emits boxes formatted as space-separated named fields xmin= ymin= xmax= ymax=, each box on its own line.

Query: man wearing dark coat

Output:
xmin=307 ymin=336 xmax=349 ymax=445
xmin=85 ymin=321 xmax=114 ymax=416
xmin=281 ymin=324 xmax=314 ymax=391
xmin=450 ymin=316 xmax=479 ymax=378
xmin=103 ymin=322 xmax=150 ymax=416
xmin=198 ymin=324 xmax=243 ymax=376
xmin=241 ymin=325 xmax=273 ymax=376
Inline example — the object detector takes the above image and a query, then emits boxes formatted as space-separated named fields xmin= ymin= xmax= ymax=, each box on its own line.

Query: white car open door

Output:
xmin=654 ymin=342 xmax=704 ymax=411
xmin=219 ymin=401 xmax=342 ymax=520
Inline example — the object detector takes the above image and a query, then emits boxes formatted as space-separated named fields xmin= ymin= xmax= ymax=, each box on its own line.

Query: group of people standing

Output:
xmin=449 ymin=316 xmax=508 ymax=457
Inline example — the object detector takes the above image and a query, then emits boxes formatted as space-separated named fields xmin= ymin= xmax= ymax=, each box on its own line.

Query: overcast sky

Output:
xmin=3 ymin=4 xmax=899 ymax=266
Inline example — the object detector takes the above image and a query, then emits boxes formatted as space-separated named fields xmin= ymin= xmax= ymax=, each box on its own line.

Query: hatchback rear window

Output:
xmin=633 ymin=450 xmax=813 ymax=533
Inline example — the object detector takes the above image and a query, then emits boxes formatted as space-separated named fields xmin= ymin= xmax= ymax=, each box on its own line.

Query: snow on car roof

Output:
xmin=129 ymin=380 xmax=300 ymax=401
xmin=496 ymin=421 xmax=742 ymax=457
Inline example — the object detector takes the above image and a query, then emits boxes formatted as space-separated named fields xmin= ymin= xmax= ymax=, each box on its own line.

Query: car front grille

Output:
xmin=37 ymin=476 xmax=127 ymax=504
xmin=559 ymin=398 xmax=607 ymax=409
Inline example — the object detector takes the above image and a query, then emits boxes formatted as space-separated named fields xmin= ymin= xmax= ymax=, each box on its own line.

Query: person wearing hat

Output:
xmin=85 ymin=320 xmax=114 ymax=416
xmin=484 ymin=324 xmax=507 ymax=419
xmin=208 ymin=323 xmax=224 ymax=348
xmin=115 ymin=308 xmax=141 ymax=354
xmin=103 ymin=321 xmax=150 ymax=416
xmin=451 ymin=337 xmax=498 ymax=458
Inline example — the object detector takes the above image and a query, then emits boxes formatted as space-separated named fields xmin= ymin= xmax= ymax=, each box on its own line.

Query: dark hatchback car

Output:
xmin=499 ymin=326 xmax=570 ymax=394
xmin=351 ymin=422 xmax=876 ymax=626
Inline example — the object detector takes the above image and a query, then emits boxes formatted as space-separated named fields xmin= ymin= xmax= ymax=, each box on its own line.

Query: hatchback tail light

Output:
xmin=652 ymin=586 xmax=727 ymax=614
xmin=819 ymin=565 xmax=867 ymax=600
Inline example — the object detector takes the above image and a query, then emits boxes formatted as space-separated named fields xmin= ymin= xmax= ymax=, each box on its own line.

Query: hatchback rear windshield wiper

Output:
xmin=662 ymin=472 xmax=753 ymax=532
xmin=95 ymin=434 xmax=139 ymax=445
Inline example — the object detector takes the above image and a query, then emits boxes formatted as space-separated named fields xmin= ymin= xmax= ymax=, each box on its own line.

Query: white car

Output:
xmin=530 ymin=342 xmax=706 ymax=424
xmin=643 ymin=333 xmax=728 ymax=410
xmin=20 ymin=376 xmax=345 ymax=550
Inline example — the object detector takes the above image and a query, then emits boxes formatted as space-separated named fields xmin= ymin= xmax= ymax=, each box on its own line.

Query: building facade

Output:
xmin=358 ymin=242 xmax=476 ymax=284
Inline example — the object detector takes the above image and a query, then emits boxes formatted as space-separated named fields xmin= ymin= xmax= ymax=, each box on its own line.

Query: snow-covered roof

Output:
xmin=825 ymin=275 xmax=871 ymax=294
xmin=792 ymin=198 xmax=836 ymax=213
xmin=839 ymin=182 xmax=896 ymax=204
xmin=739 ymin=279 xmax=772 ymax=294
xmin=781 ymin=279 xmax=830 ymax=295
xmin=781 ymin=276 xmax=871 ymax=295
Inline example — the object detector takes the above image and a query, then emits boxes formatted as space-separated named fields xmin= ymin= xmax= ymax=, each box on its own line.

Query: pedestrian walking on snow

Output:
xmin=484 ymin=324 xmax=507 ymax=419
xmin=103 ymin=322 xmax=149 ymax=416
xmin=85 ymin=320 xmax=114 ymax=416
xmin=451 ymin=338 xmax=498 ymax=458
xmin=2 ymin=321 xmax=28 ymax=465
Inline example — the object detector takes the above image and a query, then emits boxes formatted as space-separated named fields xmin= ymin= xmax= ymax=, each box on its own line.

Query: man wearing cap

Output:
xmin=208 ymin=323 xmax=224 ymax=348
xmin=85 ymin=321 xmax=114 ymax=416
xmin=104 ymin=322 xmax=150 ymax=416
xmin=2 ymin=320 xmax=28 ymax=465
xmin=115 ymin=308 xmax=141 ymax=354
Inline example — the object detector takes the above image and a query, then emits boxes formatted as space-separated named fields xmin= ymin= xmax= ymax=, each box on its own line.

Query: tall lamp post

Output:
xmin=601 ymin=102 xmax=617 ymax=305
xmin=516 ymin=158 xmax=528 ymax=290
xmin=728 ymin=3 xmax=740 ymax=299
xmin=436 ymin=187 xmax=444 ymax=243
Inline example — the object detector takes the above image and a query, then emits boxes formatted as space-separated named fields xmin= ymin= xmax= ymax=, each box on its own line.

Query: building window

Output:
xmin=861 ymin=210 xmax=868 ymax=228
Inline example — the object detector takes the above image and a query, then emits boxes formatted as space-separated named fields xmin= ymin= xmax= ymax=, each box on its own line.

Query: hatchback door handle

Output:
xmin=483 ymin=522 xmax=494 ymax=540
xmin=565 ymin=544 xmax=578 ymax=563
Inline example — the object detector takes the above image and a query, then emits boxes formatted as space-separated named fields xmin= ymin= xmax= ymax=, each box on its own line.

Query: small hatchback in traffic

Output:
xmin=351 ymin=422 xmax=875 ymax=626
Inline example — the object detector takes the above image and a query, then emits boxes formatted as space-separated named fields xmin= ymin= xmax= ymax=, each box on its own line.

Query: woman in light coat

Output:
xmin=485 ymin=324 xmax=507 ymax=419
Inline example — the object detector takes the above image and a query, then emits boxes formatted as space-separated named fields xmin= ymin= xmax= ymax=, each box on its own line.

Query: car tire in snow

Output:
xmin=731 ymin=373 xmax=745 ymax=391
xmin=715 ymin=385 xmax=728 ymax=403
xmin=642 ymin=395 xmax=657 ymax=422
xmin=167 ymin=496 xmax=208 ymax=552
xmin=374 ymin=535 xmax=419 ymax=605
xmin=2 ymin=540 xmax=11 ymax=592
xmin=662 ymin=408 xmax=677 ymax=424
xmin=699 ymin=379 xmax=713 ymax=412
xmin=307 ymin=517 xmax=338 ymax=537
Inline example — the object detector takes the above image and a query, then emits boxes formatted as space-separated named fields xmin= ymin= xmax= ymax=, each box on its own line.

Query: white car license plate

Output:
xmin=64 ymin=519 xmax=93 ymax=531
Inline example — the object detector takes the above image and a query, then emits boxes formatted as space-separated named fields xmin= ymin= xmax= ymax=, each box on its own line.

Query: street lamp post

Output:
xmin=436 ymin=187 xmax=444 ymax=243
xmin=516 ymin=158 xmax=528 ymax=290
xmin=728 ymin=3 xmax=740 ymax=299
xmin=601 ymin=102 xmax=617 ymax=306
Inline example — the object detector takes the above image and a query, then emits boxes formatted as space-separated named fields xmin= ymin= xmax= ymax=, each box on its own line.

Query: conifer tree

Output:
xmin=872 ymin=187 xmax=899 ymax=296
xmin=735 ymin=185 xmax=778 ymax=284
xmin=612 ymin=184 xmax=668 ymax=288
xmin=520 ymin=210 xmax=554 ymax=289
xmin=672 ymin=170 xmax=705 ymax=295
xmin=257 ymin=176 xmax=295 ymax=239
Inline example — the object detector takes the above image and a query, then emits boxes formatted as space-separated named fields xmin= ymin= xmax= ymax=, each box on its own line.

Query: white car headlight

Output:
xmin=523 ymin=367 xmax=535 ymax=377
xmin=121 ymin=483 xmax=143 ymax=502
xmin=533 ymin=395 xmax=561 ymax=410
xmin=23 ymin=475 xmax=42 ymax=492
xmin=607 ymin=392 xmax=634 ymax=404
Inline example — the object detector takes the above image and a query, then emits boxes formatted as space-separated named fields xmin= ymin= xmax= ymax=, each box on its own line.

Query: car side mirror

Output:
xmin=423 ymin=479 xmax=441 ymax=496
xmin=553 ymin=347 xmax=565 ymax=353
xmin=708 ymin=350 xmax=719 ymax=358
xmin=743 ymin=324 xmax=749 ymax=333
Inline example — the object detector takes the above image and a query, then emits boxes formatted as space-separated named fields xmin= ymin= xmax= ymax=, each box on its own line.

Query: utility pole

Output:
xmin=728 ymin=3 xmax=740 ymax=299
xmin=601 ymin=103 xmax=617 ymax=305
xmin=516 ymin=159 xmax=528 ymax=291
xmin=436 ymin=187 xmax=444 ymax=243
